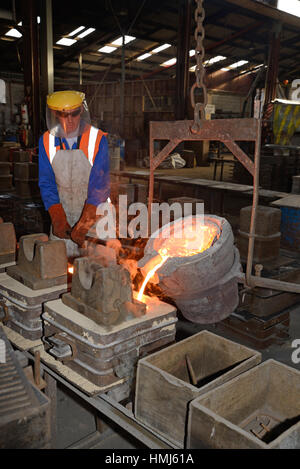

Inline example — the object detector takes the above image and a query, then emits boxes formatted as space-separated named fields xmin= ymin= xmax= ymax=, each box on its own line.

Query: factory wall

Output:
xmin=210 ymin=91 xmax=251 ymax=117
xmin=79 ymin=75 xmax=253 ymax=165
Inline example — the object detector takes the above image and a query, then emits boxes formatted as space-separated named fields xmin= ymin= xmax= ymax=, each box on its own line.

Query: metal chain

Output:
xmin=190 ymin=0 xmax=207 ymax=133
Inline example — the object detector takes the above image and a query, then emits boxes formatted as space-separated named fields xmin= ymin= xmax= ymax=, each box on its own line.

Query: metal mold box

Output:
xmin=0 ymin=272 xmax=67 ymax=340
xmin=187 ymin=359 xmax=300 ymax=449
xmin=42 ymin=296 xmax=177 ymax=389
xmin=134 ymin=330 xmax=261 ymax=447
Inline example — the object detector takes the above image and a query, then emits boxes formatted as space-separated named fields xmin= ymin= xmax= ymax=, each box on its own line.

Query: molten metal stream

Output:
xmin=137 ymin=252 xmax=168 ymax=301
xmin=137 ymin=223 xmax=219 ymax=302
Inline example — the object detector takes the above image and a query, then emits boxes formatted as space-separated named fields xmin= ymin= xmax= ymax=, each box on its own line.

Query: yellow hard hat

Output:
xmin=47 ymin=90 xmax=85 ymax=111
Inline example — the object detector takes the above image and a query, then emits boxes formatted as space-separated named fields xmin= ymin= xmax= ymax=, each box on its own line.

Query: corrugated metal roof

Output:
xmin=0 ymin=0 xmax=299 ymax=82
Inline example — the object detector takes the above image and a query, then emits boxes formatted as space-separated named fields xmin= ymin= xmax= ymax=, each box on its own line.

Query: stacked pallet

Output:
xmin=292 ymin=175 xmax=300 ymax=193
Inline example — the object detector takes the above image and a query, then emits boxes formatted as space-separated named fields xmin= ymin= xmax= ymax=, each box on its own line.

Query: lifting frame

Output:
xmin=148 ymin=117 xmax=300 ymax=295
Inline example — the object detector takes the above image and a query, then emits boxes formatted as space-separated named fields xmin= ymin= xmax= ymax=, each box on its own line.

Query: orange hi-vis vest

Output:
xmin=43 ymin=125 xmax=107 ymax=165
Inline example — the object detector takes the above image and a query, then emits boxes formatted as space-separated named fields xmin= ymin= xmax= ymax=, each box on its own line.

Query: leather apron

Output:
xmin=50 ymin=147 xmax=92 ymax=258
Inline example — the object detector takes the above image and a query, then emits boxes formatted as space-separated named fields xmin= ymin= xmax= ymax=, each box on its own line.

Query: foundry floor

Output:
xmin=55 ymin=302 xmax=300 ymax=449
xmin=124 ymin=159 xmax=235 ymax=183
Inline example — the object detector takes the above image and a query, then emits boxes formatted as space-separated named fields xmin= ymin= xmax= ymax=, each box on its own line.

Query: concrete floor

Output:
xmin=126 ymin=158 xmax=235 ymax=183
xmin=56 ymin=386 xmax=147 ymax=449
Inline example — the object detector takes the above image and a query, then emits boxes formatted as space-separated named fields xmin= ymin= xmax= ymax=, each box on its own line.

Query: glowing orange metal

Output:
xmin=137 ymin=223 xmax=219 ymax=302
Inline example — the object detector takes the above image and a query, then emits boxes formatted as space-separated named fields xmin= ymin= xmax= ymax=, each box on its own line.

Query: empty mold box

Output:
xmin=134 ymin=330 xmax=261 ymax=447
xmin=187 ymin=359 xmax=300 ymax=449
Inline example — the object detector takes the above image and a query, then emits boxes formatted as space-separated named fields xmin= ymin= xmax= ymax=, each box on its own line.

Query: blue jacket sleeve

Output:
xmin=87 ymin=135 xmax=110 ymax=206
xmin=38 ymin=134 xmax=60 ymax=210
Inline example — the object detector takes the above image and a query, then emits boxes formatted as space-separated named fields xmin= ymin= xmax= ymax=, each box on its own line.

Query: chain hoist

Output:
xmin=190 ymin=0 xmax=207 ymax=133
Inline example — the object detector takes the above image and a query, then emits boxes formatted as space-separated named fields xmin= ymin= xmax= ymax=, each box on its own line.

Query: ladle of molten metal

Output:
xmin=137 ymin=222 xmax=220 ymax=302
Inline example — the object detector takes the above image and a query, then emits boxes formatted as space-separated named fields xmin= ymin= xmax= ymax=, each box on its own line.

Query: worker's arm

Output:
xmin=86 ymin=134 xmax=110 ymax=207
xmin=71 ymin=135 xmax=110 ymax=246
xmin=38 ymin=135 xmax=71 ymax=238
xmin=38 ymin=134 xmax=60 ymax=210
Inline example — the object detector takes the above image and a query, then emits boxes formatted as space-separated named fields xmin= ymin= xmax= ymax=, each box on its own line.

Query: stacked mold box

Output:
xmin=219 ymin=309 xmax=290 ymax=349
xmin=16 ymin=201 xmax=50 ymax=236
xmin=233 ymin=145 xmax=300 ymax=192
xmin=110 ymin=182 xmax=148 ymax=205
xmin=13 ymin=150 xmax=40 ymax=199
xmin=0 ymin=219 xmax=16 ymax=272
xmin=271 ymin=194 xmax=300 ymax=253
xmin=236 ymin=205 xmax=282 ymax=263
xmin=0 ymin=162 xmax=13 ymax=191
xmin=0 ymin=147 xmax=13 ymax=191
xmin=292 ymin=175 xmax=300 ymax=194
xmin=0 ymin=234 xmax=68 ymax=340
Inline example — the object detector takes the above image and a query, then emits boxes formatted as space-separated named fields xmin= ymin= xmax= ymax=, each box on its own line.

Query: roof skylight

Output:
xmin=204 ymin=55 xmax=227 ymax=66
xmin=228 ymin=60 xmax=249 ymax=69
xmin=68 ymin=26 xmax=85 ymax=37
xmin=98 ymin=45 xmax=117 ymax=53
xmin=5 ymin=29 xmax=22 ymax=38
xmin=151 ymin=44 xmax=171 ymax=53
xmin=136 ymin=44 xmax=171 ymax=61
xmin=111 ymin=35 xmax=136 ymax=46
xmin=136 ymin=52 xmax=152 ymax=61
xmin=160 ymin=57 xmax=177 ymax=67
xmin=56 ymin=37 xmax=77 ymax=46
xmin=77 ymin=27 xmax=95 ymax=39
xmin=277 ymin=0 xmax=300 ymax=18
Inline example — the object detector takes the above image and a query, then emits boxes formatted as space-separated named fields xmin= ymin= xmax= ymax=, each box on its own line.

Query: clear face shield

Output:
xmin=46 ymin=99 xmax=91 ymax=138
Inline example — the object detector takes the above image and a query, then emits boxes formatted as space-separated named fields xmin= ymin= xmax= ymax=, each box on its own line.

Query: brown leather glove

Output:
xmin=71 ymin=203 xmax=97 ymax=247
xmin=48 ymin=203 xmax=72 ymax=239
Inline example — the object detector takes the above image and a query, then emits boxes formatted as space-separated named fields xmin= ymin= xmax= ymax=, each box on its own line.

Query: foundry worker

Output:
xmin=38 ymin=90 xmax=110 ymax=258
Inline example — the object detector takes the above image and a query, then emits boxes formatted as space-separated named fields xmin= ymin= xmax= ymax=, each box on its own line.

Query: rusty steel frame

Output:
xmin=148 ymin=118 xmax=300 ymax=294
